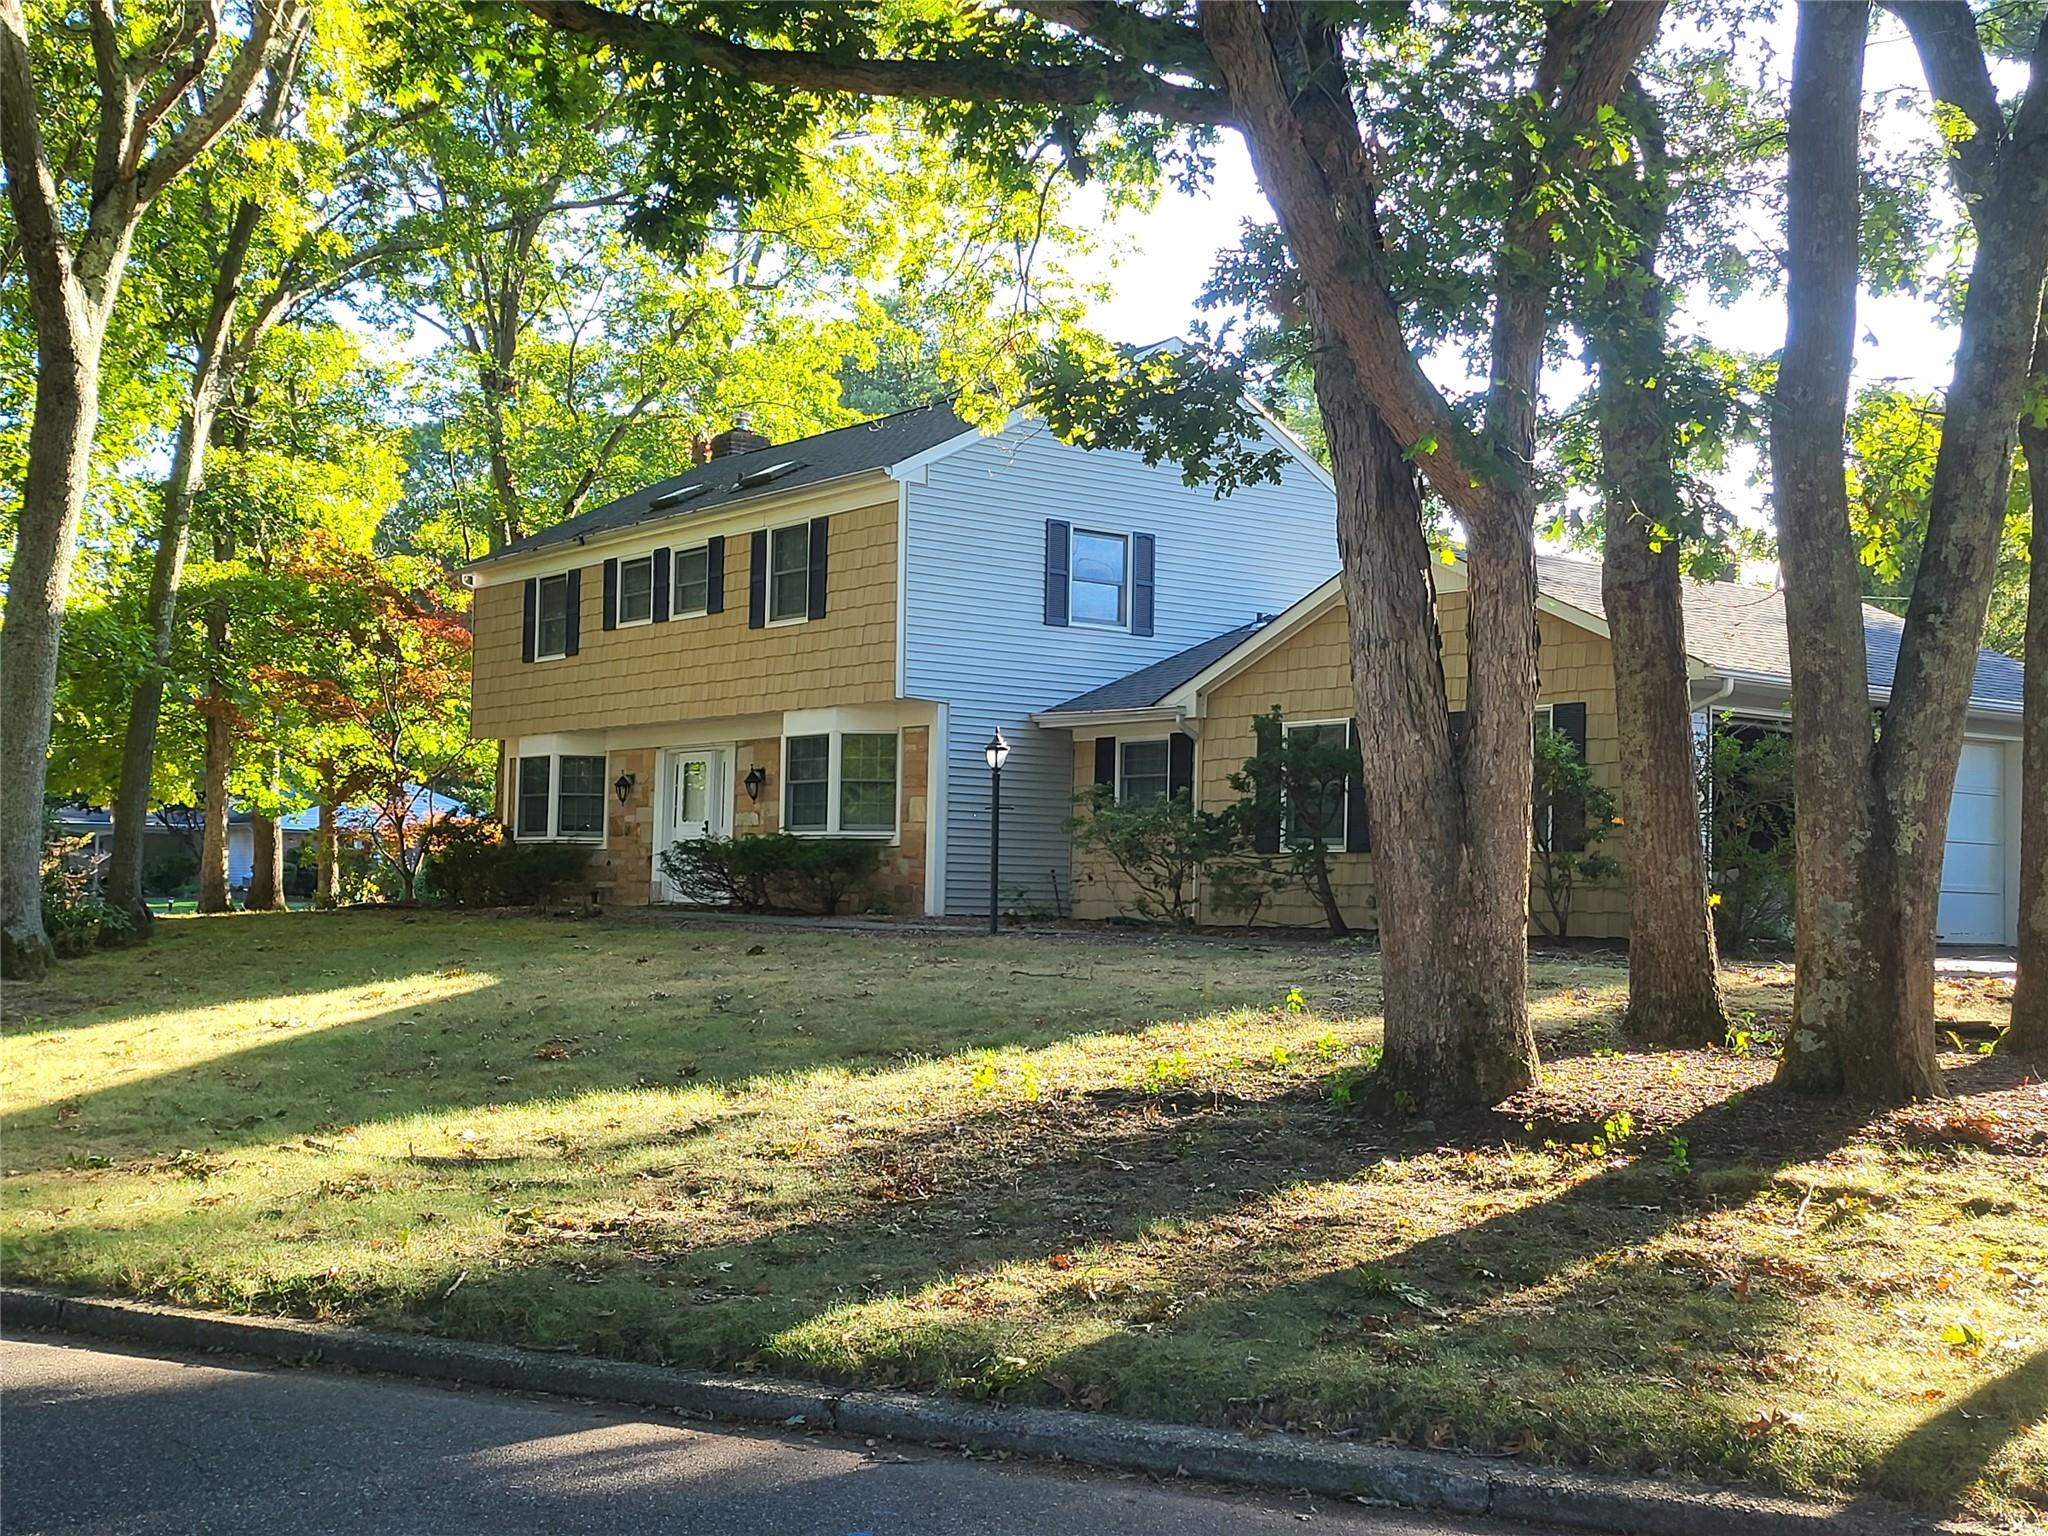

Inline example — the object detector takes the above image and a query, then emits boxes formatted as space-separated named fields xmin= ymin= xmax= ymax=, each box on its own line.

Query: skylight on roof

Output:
xmin=732 ymin=460 xmax=804 ymax=489
xmin=649 ymin=483 xmax=710 ymax=510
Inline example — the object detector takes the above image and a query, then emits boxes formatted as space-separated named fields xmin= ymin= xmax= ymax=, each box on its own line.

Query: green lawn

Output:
xmin=3 ymin=911 xmax=2042 ymax=1522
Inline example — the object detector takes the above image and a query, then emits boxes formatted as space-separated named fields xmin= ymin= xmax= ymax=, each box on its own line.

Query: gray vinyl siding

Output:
xmin=902 ymin=416 xmax=1338 ymax=915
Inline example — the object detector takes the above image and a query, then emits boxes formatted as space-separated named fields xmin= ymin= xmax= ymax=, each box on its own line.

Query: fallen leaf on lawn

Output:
xmin=1048 ymin=1252 xmax=1075 ymax=1270
xmin=1742 ymin=1407 xmax=1806 ymax=1437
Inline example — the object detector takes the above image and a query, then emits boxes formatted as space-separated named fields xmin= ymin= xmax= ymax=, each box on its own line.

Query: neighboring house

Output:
xmin=52 ymin=807 xmax=313 ymax=891
xmin=462 ymin=405 xmax=1338 ymax=914
xmin=1033 ymin=555 xmax=2027 ymax=947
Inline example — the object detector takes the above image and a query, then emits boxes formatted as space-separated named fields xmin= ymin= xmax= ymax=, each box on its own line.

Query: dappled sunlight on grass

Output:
xmin=3 ymin=911 xmax=2042 ymax=1520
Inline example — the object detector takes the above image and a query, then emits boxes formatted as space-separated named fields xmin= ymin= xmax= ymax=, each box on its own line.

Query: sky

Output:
xmin=1064 ymin=6 xmax=1970 ymax=546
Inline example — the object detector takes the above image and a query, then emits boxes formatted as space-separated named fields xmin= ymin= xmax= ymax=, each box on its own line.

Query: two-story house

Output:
xmin=463 ymin=404 xmax=1338 ymax=915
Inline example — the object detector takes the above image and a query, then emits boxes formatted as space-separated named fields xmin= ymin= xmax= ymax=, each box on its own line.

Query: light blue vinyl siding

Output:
xmin=902 ymin=416 xmax=1338 ymax=915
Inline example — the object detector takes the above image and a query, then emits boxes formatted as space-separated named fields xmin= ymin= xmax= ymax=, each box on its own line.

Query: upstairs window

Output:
xmin=1069 ymin=529 xmax=1128 ymax=627
xmin=616 ymin=555 xmax=654 ymax=626
xmin=673 ymin=545 xmax=711 ymax=616
xmin=535 ymin=574 xmax=572 ymax=660
xmin=769 ymin=522 xmax=811 ymax=621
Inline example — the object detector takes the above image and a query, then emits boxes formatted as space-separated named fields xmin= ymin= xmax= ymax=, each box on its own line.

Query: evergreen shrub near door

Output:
xmin=425 ymin=820 xmax=593 ymax=908
xmin=660 ymin=833 xmax=883 ymax=915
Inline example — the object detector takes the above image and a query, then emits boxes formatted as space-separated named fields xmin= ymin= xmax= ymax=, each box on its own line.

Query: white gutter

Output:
xmin=1029 ymin=706 xmax=1184 ymax=731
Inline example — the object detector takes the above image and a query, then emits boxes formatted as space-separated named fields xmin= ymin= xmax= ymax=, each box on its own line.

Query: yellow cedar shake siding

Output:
xmin=581 ymin=726 xmax=931 ymax=914
xmin=469 ymin=497 xmax=900 ymax=740
xmin=1068 ymin=591 xmax=1633 ymax=938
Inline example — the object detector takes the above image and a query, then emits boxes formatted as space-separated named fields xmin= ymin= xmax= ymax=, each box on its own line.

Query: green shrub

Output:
xmin=659 ymin=833 xmax=882 ymax=915
xmin=424 ymin=820 xmax=592 ymax=908
xmin=1067 ymin=785 xmax=1235 ymax=928
xmin=141 ymin=847 xmax=199 ymax=896
xmin=1224 ymin=707 xmax=1362 ymax=934
xmin=1700 ymin=727 xmax=1796 ymax=954
xmin=40 ymin=851 xmax=132 ymax=957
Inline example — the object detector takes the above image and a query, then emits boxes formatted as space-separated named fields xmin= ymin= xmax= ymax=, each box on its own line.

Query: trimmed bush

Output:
xmin=659 ymin=833 xmax=883 ymax=915
xmin=425 ymin=819 xmax=592 ymax=908
xmin=41 ymin=859 xmax=131 ymax=956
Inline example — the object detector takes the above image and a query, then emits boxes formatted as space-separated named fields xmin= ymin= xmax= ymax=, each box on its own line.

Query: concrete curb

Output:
xmin=2 ymin=1286 xmax=1938 ymax=1535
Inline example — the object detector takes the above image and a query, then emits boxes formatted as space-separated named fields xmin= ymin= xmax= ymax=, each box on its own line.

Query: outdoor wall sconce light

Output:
xmin=744 ymin=764 xmax=767 ymax=801
xmin=613 ymin=772 xmax=636 ymax=805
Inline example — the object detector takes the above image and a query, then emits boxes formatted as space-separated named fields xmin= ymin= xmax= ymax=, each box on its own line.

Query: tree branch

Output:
xmin=522 ymin=0 xmax=1234 ymax=126
xmin=133 ymin=0 xmax=308 ymax=212
xmin=1009 ymin=2 xmax=1216 ymax=82
xmin=1892 ymin=0 xmax=2004 ymax=199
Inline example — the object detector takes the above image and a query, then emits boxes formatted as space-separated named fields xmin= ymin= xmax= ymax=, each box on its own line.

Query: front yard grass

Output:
xmin=2 ymin=911 xmax=2043 ymax=1524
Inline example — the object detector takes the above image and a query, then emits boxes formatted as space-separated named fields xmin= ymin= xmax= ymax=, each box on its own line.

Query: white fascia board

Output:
xmin=1029 ymin=705 xmax=1184 ymax=732
xmin=1158 ymin=576 xmax=1344 ymax=716
xmin=885 ymin=410 xmax=1021 ymax=482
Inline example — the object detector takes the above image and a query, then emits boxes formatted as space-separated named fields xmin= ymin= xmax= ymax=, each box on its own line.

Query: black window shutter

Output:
xmin=601 ymin=558 xmax=618 ymax=631
xmin=1448 ymin=708 xmax=1468 ymax=751
xmin=706 ymin=535 xmax=726 ymax=614
xmin=1346 ymin=720 xmax=1371 ymax=852
xmin=520 ymin=579 xmax=537 ymax=663
xmin=747 ymin=530 xmax=767 ymax=629
xmin=1093 ymin=736 xmax=1117 ymax=788
xmin=651 ymin=546 xmax=671 ymax=622
xmin=1131 ymin=532 xmax=1156 ymax=636
xmin=1168 ymin=730 xmax=1194 ymax=800
xmin=807 ymin=515 xmax=829 ymax=620
xmin=564 ymin=568 xmax=582 ymax=656
xmin=1553 ymin=701 xmax=1591 ymax=851
xmin=1044 ymin=519 xmax=1070 ymax=627
xmin=1252 ymin=711 xmax=1282 ymax=854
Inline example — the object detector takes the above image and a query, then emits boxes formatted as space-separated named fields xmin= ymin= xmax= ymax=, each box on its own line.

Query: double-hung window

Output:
xmin=1069 ymin=528 xmax=1128 ymax=627
xmin=1283 ymin=721 xmax=1349 ymax=847
xmin=616 ymin=555 xmax=655 ymax=626
xmin=1531 ymin=704 xmax=1555 ymax=847
xmin=769 ymin=522 xmax=811 ymax=622
xmin=534 ymin=573 xmax=572 ymax=660
xmin=783 ymin=732 xmax=899 ymax=835
xmin=672 ymin=544 xmax=711 ymax=617
xmin=515 ymin=751 xmax=607 ymax=841
xmin=1117 ymin=740 xmax=1170 ymax=806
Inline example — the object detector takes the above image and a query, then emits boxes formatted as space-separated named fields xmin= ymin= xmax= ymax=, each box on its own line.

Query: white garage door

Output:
xmin=1937 ymin=741 xmax=2007 ymax=945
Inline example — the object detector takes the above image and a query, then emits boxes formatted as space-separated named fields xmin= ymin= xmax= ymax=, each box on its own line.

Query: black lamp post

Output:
xmin=984 ymin=729 xmax=1009 ymax=935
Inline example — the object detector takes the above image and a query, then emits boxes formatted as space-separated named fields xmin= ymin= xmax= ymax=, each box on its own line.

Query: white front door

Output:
xmin=658 ymin=747 xmax=733 ymax=901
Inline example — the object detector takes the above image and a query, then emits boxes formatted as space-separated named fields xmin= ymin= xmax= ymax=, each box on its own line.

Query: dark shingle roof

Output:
xmin=1050 ymin=557 xmax=2022 ymax=720
xmin=1044 ymin=619 xmax=1274 ymax=714
xmin=1533 ymin=555 xmax=2022 ymax=710
xmin=477 ymin=403 xmax=971 ymax=565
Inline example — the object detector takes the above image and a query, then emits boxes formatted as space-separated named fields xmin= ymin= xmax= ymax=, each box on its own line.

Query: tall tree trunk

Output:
xmin=1774 ymin=1 xmax=2048 ymax=1100
xmin=2008 ymin=342 xmax=2048 ymax=1058
xmin=1316 ymin=324 xmax=1538 ymax=1107
xmin=0 ymin=308 xmax=100 ymax=978
xmin=1590 ymin=85 xmax=1727 ymax=1047
xmin=314 ymin=795 xmax=340 ymax=910
xmin=248 ymin=813 xmax=285 ymax=911
xmin=198 ymin=535 xmax=235 ymax=915
xmin=1771 ymin=1 xmax=1934 ymax=1099
xmin=105 ymin=392 xmax=221 ymax=930
xmin=104 ymin=186 xmax=271 ymax=932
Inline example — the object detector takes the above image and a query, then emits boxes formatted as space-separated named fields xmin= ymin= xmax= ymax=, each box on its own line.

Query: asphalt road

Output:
xmin=1 ymin=1334 xmax=1539 ymax=1536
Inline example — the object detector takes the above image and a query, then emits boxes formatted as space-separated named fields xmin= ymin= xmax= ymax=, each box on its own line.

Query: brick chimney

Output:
xmin=708 ymin=415 xmax=771 ymax=460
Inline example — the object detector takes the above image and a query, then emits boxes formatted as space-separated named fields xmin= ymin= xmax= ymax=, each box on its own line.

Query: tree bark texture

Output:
xmin=2010 ymin=354 xmax=2048 ymax=1058
xmin=198 ymin=544 xmax=235 ymax=915
xmin=1589 ymin=87 xmax=1727 ymax=1047
xmin=1775 ymin=1 xmax=2048 ymax=1100
xmin=248 ymin=816 xmax=284 ymax=911
xmin=315 ymin=798 xmax=340 ymax=909
xmin=1315 ymin=322 xmax=1539 ymax=1107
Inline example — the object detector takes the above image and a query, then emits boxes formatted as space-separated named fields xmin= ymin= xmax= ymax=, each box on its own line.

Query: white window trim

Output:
xmin=670 ymin=542 xmax=712 ymax=620
xmin=780 ymin=730 xmax=901 ymax=840
xmin=515 ymin=750 xmax=609 ymax=845
xmin=1115 ymin=734 xmax=1173 ymax=806
xmin=1283 ymin=718 xmax=1350 ymax=849
xmin=533 ymin=572 xmax=572 ymax=662
xmin=1069 ymin=526 xmax=1130 ymax=631
xmin=766 ymin=520 xmax=813 ymax=626
xmin=615 ymin=553 xmax=656 ymax=629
